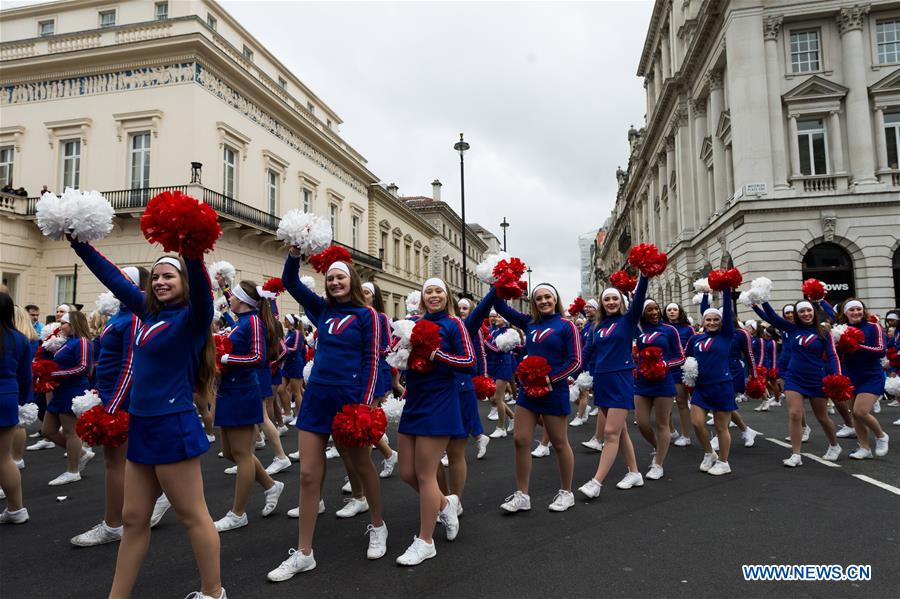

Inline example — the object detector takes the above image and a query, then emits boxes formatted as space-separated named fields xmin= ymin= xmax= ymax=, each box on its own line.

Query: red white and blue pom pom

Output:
xmin=517 ymin=356 xmax=552 ymax=398
xmin=628 ymin=244 xmax=668 ymax=277
xmin=408 ymin=319 xmax=442 ymax=372
xmin=822 ymin=374 xmax=855 ymax=402
xmin=610 ymin=270 xmax=637 ymax=293
xmin=476 ymin=252 xmax=510 ymax=285
xmin=276 ymin=210 xmax=333 ymax=256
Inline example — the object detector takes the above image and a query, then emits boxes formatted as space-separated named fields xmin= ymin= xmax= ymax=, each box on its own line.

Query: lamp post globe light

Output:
xmin=454 ymin=133 xmax=470 ymax=296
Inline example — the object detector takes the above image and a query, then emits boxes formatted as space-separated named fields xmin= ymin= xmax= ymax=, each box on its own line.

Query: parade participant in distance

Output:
xmin=665 ymin=302 xmax=694 ymax=446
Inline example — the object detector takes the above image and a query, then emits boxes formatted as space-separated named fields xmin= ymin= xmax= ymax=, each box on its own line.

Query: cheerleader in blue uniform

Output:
xmin=43 ymin=310 xmax=94 ymax=486
xmin=70 ymin=240 xmax=223 ymax=599
xmin=0 ymin=292 xmax=32 ymax=524
xmin=837 ymin=299 xmax=889 ymax=458
xmin=282 ymin=315 xmax=306 ymax=423
xmin=577 ymin=278 xmax=648 ymax=500
xmin=395 ymin=278 xmax=474 ymax=565
xmin=70 ymin=266 xmax=147 ymax=547
xmin=493 ymin=283 xmax=582 ymax=514
xmin=269 ymin=249 xmax=385 ymax=582
xmin=484 ymin=313 xmax=516 ymax=437
xmin=754 ymin=299 xmax=841 ymax=466
xmin=634 ymin=299 xmax=685 ymax=480
xmin=362 ymin=282 xmax=398 ymax=478
xmin=665 ymin=302 xmax=694 ymax=446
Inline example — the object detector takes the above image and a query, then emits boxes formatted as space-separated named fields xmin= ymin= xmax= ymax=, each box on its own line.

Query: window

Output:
xmin=302 ymin=188 xmax=312 ymax=212
xmin=277 ymin=77 xmax=287 ymax=90
xmin=99 ymin=9 xmax=116 ymax=28
xmin=242 ymin=45 xmax=254 ymax=62
xmin=0 ymin=147 xmax=13 ymax=186
xmin=394 ymin=240 xmax=400 ymax=268
xmin=129 ymin=132 xmax=151 ymax=189
xmin=207 ymin=14 xmax=217 ymax=30
xmin=1 ymin=273 xmax=18 ymax=302
xmin=223 ymin=145 xmax=237 ymax=197
xmin=38 ymin=20 xmax=54 ymax=36
xmin=886 ymin=112 xmax=900 ymax=169
xmin=405 ymin=245 xmax=411 ymax=272
xmin=415 ymin=249 xmax=421 ymax=275
xmin=797 ymin=118 xmax=828 ymax=175
xmin=61 ymin=140 xmax=81 ymax=189
xmin=307 ymin=102 xmax=315 ymax=115
xmin=56 ymin=274 xmax=74 ymax=307
xmin=155 ymin=2 xmax=168 ymax=20
xmin=327 ymin=119 xmax=332 ymax=129
xmin=329 ymin=204 xmax=338 ymax=235
xmin=877 ymin=19 xmax=900 ymax=64
xmin=351 ymin=215 xmax=359 ymax=249
xmin=790 ymin=30 xmax=820 ymax=73
xmin=266 ymin=169 xmax=278 ymax=215
xmin=381 ymin=232 xmax=388 ymax=261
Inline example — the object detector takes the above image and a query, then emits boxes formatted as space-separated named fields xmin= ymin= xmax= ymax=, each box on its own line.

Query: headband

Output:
xmin=256 ymin=286 xmax=276 ymax=300
xmin=60 ymin=312 xmax=71 ymax=324
xmin=745 ymin=320 xmax=757 ymax=330
xmin=154 ymin=256 xmax=182 ymax=272
xmin=458 ymin=298 xmax=472 ymax=308
xmin=702 ymin=308 xmax=722 ymax=319
xmin=843 ymin=300 xmax=863 ymax=312
xmin=795 ymin=301 xmax=814 ymax=312
xmin=587 ymin=299 xmax=599 ymax=310
xmin=601 ymin=288 xmax=622 ymax=300
xmin=665 ymin=303 xmax=679 ymax=312
xmin=783 ymin=305 xmax=794 ymax=314
xmin=489 ymin=309 xmax=498 ymax=316
xmin=327 ymin=261 xmax=350 ymax=277
xmin=232 ymin=285 xmax=259 ymax=308
xmin=643 ymin=299 xmax=657 ymax=311
xmin=284 ymin=314 xmax=295 ymax=325
xmin=122 ymin=267 xmax=141 ymax=286
xmin=887 ymin=312 xmax=899 ymax=320
xmin=423 ymin=278 xmax=447 ymax=293
xmin=532 ymin=284 xmax=558 ymax=300
xmin=362 ymin=282 xmax=375 ymax=295
xmin=56 ymin=304 xmax=70 ymax=313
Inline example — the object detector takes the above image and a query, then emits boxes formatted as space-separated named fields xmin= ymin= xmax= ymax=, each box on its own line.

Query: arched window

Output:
xmin=802 ymin=242 xmax=855 ymax=303
xmin=893 ymin=246 xmax=900 ymax=306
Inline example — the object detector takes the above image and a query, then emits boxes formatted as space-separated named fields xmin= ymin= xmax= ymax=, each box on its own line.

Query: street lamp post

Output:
xmin=500 ymin=217 xmax=509 ymax=252
xmin=526 ymin=267 xmax=533 ymax=291
xmin=454 ymin=133 xmax=470 ymax=296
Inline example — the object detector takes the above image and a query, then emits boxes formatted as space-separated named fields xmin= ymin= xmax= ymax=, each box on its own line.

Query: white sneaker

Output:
xmin=217 ymin=451 xmax=224 ymax=458
xmin=849 ymin=447 xmax=874 ymax=460
xmin=184 ymin=588 xmax=227 ymax=599
xmin=262 ymin=480 xmax=285 ymax=517
xmin=569 ymin=415 xmax=585 ymax=427
xmin=616 ymin=471 xmax=644 ymax=489
xmin=836 ymin=425 xmax=857 ymax=438
xmin=822 ymin=445 xmax=842 ymax=461
xmin=287 ymin=500 xmax=325 ymax=518
xmin=548 ymin=489 xmax=575 ymax=512
xmin=506 ymin=393 xmax=516 ymax=404
xmin=742 ymin=428 xmax=759 ymax=448
xmin=48 ymin=471 xmax=81 ymax=486
xmin=489 ymin=427 xmax=507 ymax=439
xmin=894 ymin=418 xmax=900 ymax=426
xmin=802 ymin=425 xmax=811 ymax=442
xmin=488 ymin=407 xmax=499 ymax=421
xmin=707 ymin=460 xmax=731 ymax=476
xmin=887 ymin=399 xmax=900 ymax=407
xmin=214 ymin=511 xmax=248 ymax=532
xmin=288 ymin=450 xmax=300 ymax=461
xmin=0 ymin=507 xmax=29 ymax=524
xmin=27 ymin=438 xmax=56 ymax=451
xmin=506 ymin=418 xmax=515 ymax=432
xmin=581 ymin=437 xmax=604 ymax=452
xmin=589 ymin=407 xmax=599 ymax=416
xmin=255 ymin=438 xmax=266 ymax=449
xmin=500 ymin=490 xmax=531 ymax=513
xmin=396 ymin=536 xmax=436 ymax=566
xmin=873 ymin=399 xmax=881 ymax=414
xmin=223 ymin=466 xmax=237 ymax=475
xmin=782 ymin=453 xmax=803 ymax=467
xmin=325 ymin=446 xmax=340 ymax=459
xmin=699 ymin=452 xmax=718 ymax=472
xmin=755 ymin=399 xmax=770 ymax=412
xmin=710 ymin=436 xmax=720 ymax=452
xmin=674 ymin=436 xmax=691 ymax=447
xmin=440 ymin=452 xmax=449 ymax=467
xmin=336 ymin=497 xmax=369 ymax=518
xmin=77 ymin=449 xmax=95 ymax=472
xmin=14 ymin=459 xmax=24 ymax=469
xmin=267 ymin=548 xmax=316 ymax=581
xmin=366 ymin=523 xmax=388 ymax=559
xmin=476 ymin=436 xmax=490 ymax=459
xmin=341 ymin=477 xmax=352 ymax=494
xmin=578 ymin=478 xmax=602 ymax=499
xmin=438 ymin=495 xmax=460 ymax=540
xmin=875 ymin=434 xmax=889 ymax=457
xmin=206 ymin=434 xmax=216 ymax=443
xmin=277 ymin=425 xmax=289 ymax=436
xmin=70 ymin=521 xmax=122 ymax=546
xmin=379 ymin=451 xmax=398 ymax=478
xmin=646 ymin=463 xmax=664 ymax=480
xmin=705 ymin=415 xmax=714 ymax=426
xmin=150 ymin=494 xmax=170 ymax=528
xmin=265 ymin=457 xmax=292 ymax=475
xmin=531 ymin=443 xmax=550 ymax=458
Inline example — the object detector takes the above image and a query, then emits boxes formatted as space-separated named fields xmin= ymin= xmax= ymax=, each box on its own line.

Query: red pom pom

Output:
xmin=75 ymin=405 xmax=129 ymax=447
xmin=309 ymin=245 xmax=352 ymax=274
xmin=837 ymin=326 xmax=865 ymax=354
xmin=822 ymin=374 xmax=855 ymax=402
xmin=708 ymin=268 xmax=743 ymax=291
xmin=32 ymin=358 xmax=59 ymax=393
xmin=331 ymin=403 xmax=387 ymax=447
xmin=140 ymin=191 xmax=222 ymax=259
xmin=214 ymin=334 xmax=233 ymax=372
xmin=263 ymin=277 xmax=285 ymax=295
xmin=767 ymin=367 xmax=780 ymax=380
xmin=493 ymin=257 xmax=528 ymax=300
xmin=887 ymin=347 xmax=900 ymax=370
xmin=627 ymin=244 xmax=668 ymax=277
xmin=568 ymin=297 xmax=586 ymax=317
xmin=610 ymin=270 xmax=637 ymax=293
xmin=516 ymin=355 xmax=552 ymax=398
xmin=801 ymin=278 xmax=826 ymax=301
xmin=868 ymin=314 xmax=878 ymax=324
xmin=637 ymin=347 xmax=667 ymax=381
xmin=305 ymin=347 xmax=315 ymax=362
xmin=746 ymin=369 xmax=768 ymax=399
xmin=408 ymin=319 xmax=442 ymax=373
xmin=473 ymin=375 xmax=497 ymax=400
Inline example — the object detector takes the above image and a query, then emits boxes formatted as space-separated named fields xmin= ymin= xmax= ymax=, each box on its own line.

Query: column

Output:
xmin=829 ymin=110 xmax=845 ymax=173
xmin=763 ymin=16 xmax=790 ymax=189
xmin=665 ymin=135 xmax=678 ymax=241
xmin=708 ymin=71 xmax=727 ymax=210
xmin=874 ymin=107 xmax=888 ymax=171
xmin=724 ymin=145 xmax=734 ymax=198
xmin=788 ymin=114 xmax=801 ymax=178
xmin=691 ymin=98 xmax=710 ymax=225
xmin=657 ymin=153 xmax=668 ymax=248
xmin=661 ymin=33 xmax=671 ymax=80
xmin=653 ymin=60 xmax=662 ymax=105
xmin=675 ymin=106 xmax=695 ymax=235
xmin=837 ymin=5 xmax=877 ymax=185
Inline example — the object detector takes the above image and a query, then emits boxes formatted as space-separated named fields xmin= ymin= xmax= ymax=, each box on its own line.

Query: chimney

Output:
xmin=387 ymin=182 xmax=399 ymax=197
xmin=432 ymin=179 xmax=442 ymax=202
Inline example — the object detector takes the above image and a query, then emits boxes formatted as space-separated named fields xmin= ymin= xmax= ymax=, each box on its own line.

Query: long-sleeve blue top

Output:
xmin=841 ymin=321 xmax=886 ymax=378
xmin=457 ymin=289 xmax=495 ymax=390
xmin=71 ymin=240 xmax=214 ymax=417
xmin=51 ymin=336 xmax=92 ymax=395
xmin=583 ymin=274 xmax=647 ymax=374
xmin=685 ymin=287 xmax=735 ymax=385
xmin=666 ymin=321 xmax=694 ymax=360
xmin=636 ymin=321 xmax=686 ymax=379
xmin=751 ymin=336 xmax=778 ymax=370
xmin=405 ymin=309 xmax=476 ymax=394
xmin=220 ymin=310 xmax=264 ymax=390
xmin=757 ymin=301 xmax=841 ymax=382
xmin=284 ymin=328 xmax=305 ymax=371
xmin=699 ymin=293 xmax=755 ymax=377
xmin=94 ymin=307 xmax=140 ymax=414
xmin=0 ymin=329 xmax=34 ymax=406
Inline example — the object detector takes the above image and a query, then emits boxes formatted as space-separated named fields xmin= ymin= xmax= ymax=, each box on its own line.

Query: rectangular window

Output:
xmin=415 ymin=249 xmax=421 ymax=275
xmin=351 ymin=215 xmax=359 ymax=249
xmin=61 ymin=139 xmax=81 ymax=189
xmin=0 ymin=146 xmax=13 ymax=186
xmin=886 ymin=112 xmax=900 ymax=169
xmin=405 ymin=245 xmax=411 ymax=272
xmin=790 ymin=30 xmax=820 ymax=73
xmin=797 ymin=118 xmax=828 ymax=175
xmin=877 ymin=19 xmax=900 ymax=65
xmin=99 ymin=9 xmax=116 ymax=28
xmin=381 ymin=232 xmax=388 ymax=262
xmin=302 ymin=188 xmax=312 ymax=212
xmin=394 ymin=240 xmax=400 ymax=268
xmin=155 ymin=2 xmax=168 ymax=20
xmin=1 ymin=273 xmax=18 ymax=302
xmin=129 ymin=132 xmax=151 ymax=189
xmin=266 ymin=169 xmax=278 ymax=215
xmin=242 ymin=45 xmax=254 ymax=62
xmin=277 ymin=76 xmax=287 ymax=90
xmin=207 ymin=14 xmax=217 ymax=30
xmin=223 ymin=145 xmax=237 ymax=198
xmin=327 ymin=119 xmax=332 ymax=129
xmin=307 ymin=102 xmax=315 ymax=115
xmin=329 ymin=204 xmax=338 ymax=236
xmin=38 ymin=20 xmax=54 ymax=36
xmin=56 ymin=274 xmax=74 ymax=307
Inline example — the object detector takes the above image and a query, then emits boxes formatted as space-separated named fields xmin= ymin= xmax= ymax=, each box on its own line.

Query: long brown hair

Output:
xmin=836 ymin=297 xmax=869 ymax=325
xmin=369 ymin=282 xmax=386 ymax=313
xmin=529 ymin=283 xmax=562 ymax=323
xmin=66 ymin=310 xmax=91 ymax=338
xmin=237 ymin=280 xmax=280 ymax=362
xmin=325 ymin=263 xmax=367 ymax=307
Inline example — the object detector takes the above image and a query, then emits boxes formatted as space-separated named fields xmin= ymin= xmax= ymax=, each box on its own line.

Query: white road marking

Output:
xmin=852 ymin=474 xmax=900 ymax=496
xmin=800 ymin=452 xmax=841 ymax=468
xmin=765 ymin=437 xmax=791 ymax=448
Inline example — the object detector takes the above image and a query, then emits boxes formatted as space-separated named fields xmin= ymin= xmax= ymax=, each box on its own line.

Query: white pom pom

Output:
xmin=475 ymin=252 xmax=510 ymax=285
xmin=883 ymin=357 xmax=891 ymax=369
xmin=303 ymin=360 xmax=314 ymax=383
xmin=391 ymin=319 xmax=416 ymax=343
xmin=575 ymin=371 xmax=594 ymax=391
xmin=95 ymin=291 xmax=120 ymax=317
xmin=69 ymin=189 xmax=114 ymax=242
xmin=72 ymin=390 xmax=101 ymax=417
xmin=495 ymin=329 xmax=521 ymax=352
xmin=693 ymin=278 xmax=710 ymax=294
xmin=682 ymin=357 xmax=699 ymax=387
xmin=737 ymin=290 xmax=753 ymax=307
xmin=386 ymin=347 xmax=410 ymax=370
xmin=831 ymin=324 xmax=848 ymax=342
xmin=42 ymin=332 xmax=67 ymax=353
xmin=405 ymin=291 xmax=422 ymax=315
xmin=276 ymin=210 xmax=332 ymax=255
xmin=382 ymin=394 xmax=405 ymax=424
xmin=300 ymin=275 xmax=316 ymax=290
xmin=886 ymin=377 xmax=900 ymax=397
xmin=40 ymin=322 xmax=61 ymax=342
xmin=748 ymin=277 xmax=773 ymax=304
xmin=304 ymin=333 xmax=316 ymax=348
xmin=692 ymin=293 xmax=704 ymax=305
xmin=569 ymin=383 xmax=581 ymax=403
xmin=18 ymin=403 xmax=39 ymax=426
xmin=207 ymin=261 xmax=236 ymax=288
xmin=35 ymin=190 xmax=74 ymax=240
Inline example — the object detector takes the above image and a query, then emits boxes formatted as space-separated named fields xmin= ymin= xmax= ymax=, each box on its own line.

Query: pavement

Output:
xmin=2 ymin=398 xmax=899 ymax=598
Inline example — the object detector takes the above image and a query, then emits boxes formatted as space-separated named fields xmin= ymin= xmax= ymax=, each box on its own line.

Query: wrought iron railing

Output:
xmin=202 ymin=188 xmax=280 ymax=232
xmin=332 ymin=240 xmax=383 ymax=271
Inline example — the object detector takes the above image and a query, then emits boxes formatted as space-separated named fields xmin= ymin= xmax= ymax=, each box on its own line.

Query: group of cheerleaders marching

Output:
xmin=2 ymin=228 xmax=899 ymax=599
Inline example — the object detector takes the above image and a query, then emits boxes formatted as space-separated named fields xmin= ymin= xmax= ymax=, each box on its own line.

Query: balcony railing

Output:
xmin=332 ymin=240 xmax=383 ymax=271
xmin=796 ymin=175 xmax=837 ymax=193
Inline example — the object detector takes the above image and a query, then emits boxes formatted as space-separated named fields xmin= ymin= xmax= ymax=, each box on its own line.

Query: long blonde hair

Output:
xmin=88 ymin=310 xmax=108 ymax=338
xmin=13 ymin=305 xmax=39 ymax=341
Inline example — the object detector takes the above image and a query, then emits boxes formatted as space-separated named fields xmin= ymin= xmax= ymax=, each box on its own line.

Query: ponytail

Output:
xmin=196 ymin=327 xmax=217 ymax=403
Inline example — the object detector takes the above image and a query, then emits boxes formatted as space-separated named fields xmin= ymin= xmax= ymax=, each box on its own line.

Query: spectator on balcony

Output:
xmin=14 ymin=187 xmax=28 ymax=197
xmin=1 ymin=183 xmax=14 ymax=195
xmin=40 ymin=185 xmax=52 ymax=196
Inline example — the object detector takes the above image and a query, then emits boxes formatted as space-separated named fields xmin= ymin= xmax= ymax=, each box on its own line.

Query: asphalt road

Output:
xmin=2 ymin=398 xmax=899 ymax=599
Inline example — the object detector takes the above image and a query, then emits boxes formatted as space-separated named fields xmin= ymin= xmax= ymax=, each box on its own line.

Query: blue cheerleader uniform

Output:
xmin=94 ymin=307 xmax=139 ymax=415
xmin=494 ymin=296 xmax=583 ymax=417
xmin=216 ymin=311 xmax=265 ymax=427
xmin=634 ymin=322 xmax=686 ymax=397
xmin=582 ymin=275 xmax=648 ymax=410
xmin=47 ymin=337 xmax=92 ymax=414
xmin=282 ymin=328 xmax=306 ymax=379
xmin=0 ymin=329 xmax=33 ymax=427
xmin=485 ymin=326 xmax=515 ymax=381
xmin=686 ymin=288 xmax=741 ymax=412
xmin=666 ymin=321 xmax=694 ymax=386
xmin=841 ymin=321 xmax=886 ymax=396
xmin=701 ymin=293 xmax=754 ymax=394
xmin=282 ymin=254 xmax=379 ymax=436
xmin=71 ymin=241 xmax=212 ymax=464
xmin=375 ymin=312 xmax=393 ymax=398
xmin=452 ymin=290 xmax=495 ymax=439
xmin=270 ymin=338 xmax=287 ymax=388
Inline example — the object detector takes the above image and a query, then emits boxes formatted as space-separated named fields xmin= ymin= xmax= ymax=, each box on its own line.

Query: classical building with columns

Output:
xmin=597 ymin=0 xmax=900 ymax=315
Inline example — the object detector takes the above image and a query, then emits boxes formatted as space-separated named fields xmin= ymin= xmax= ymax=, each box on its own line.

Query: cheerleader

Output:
xmin=754 ymin=299 xmax=841 ymax=466
xmin=282 ymin=315 xmax=306 ymax=424
xmin=493 ymin=283 xmax=582 ymax=513
xmin=570 ymin=316 xmax=591 ymax=426
xmin=262 ymin=319 xmax=292 ymax=474
xmin=633 ymin=299 xmax=685 ymax=479
xmin=10 ymin=306 xmax=38 ymax=473
xmin=213 ymin=282 xmax=285 ymax=532
xmin=362 ymin=282 xmax=398 ymax=478
xmin=43 ymin=309 xmax=94 ymax=486
xmin=578 ymin=278 xmax=647 ymax=500
xmin=268 ymin=248 xmax=385 ymax=581
xmin=837 ymin=299 xmax=889 ymax=458
xmin=484 ymin=312 xmax=517 ymax=437
xmin=665 ymin=302 xmax=694 ymax=445
xmin=70 ymin=266 xmax=147 ymax=547
xmin=0 ymin=292 xmax=32 ymax=524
